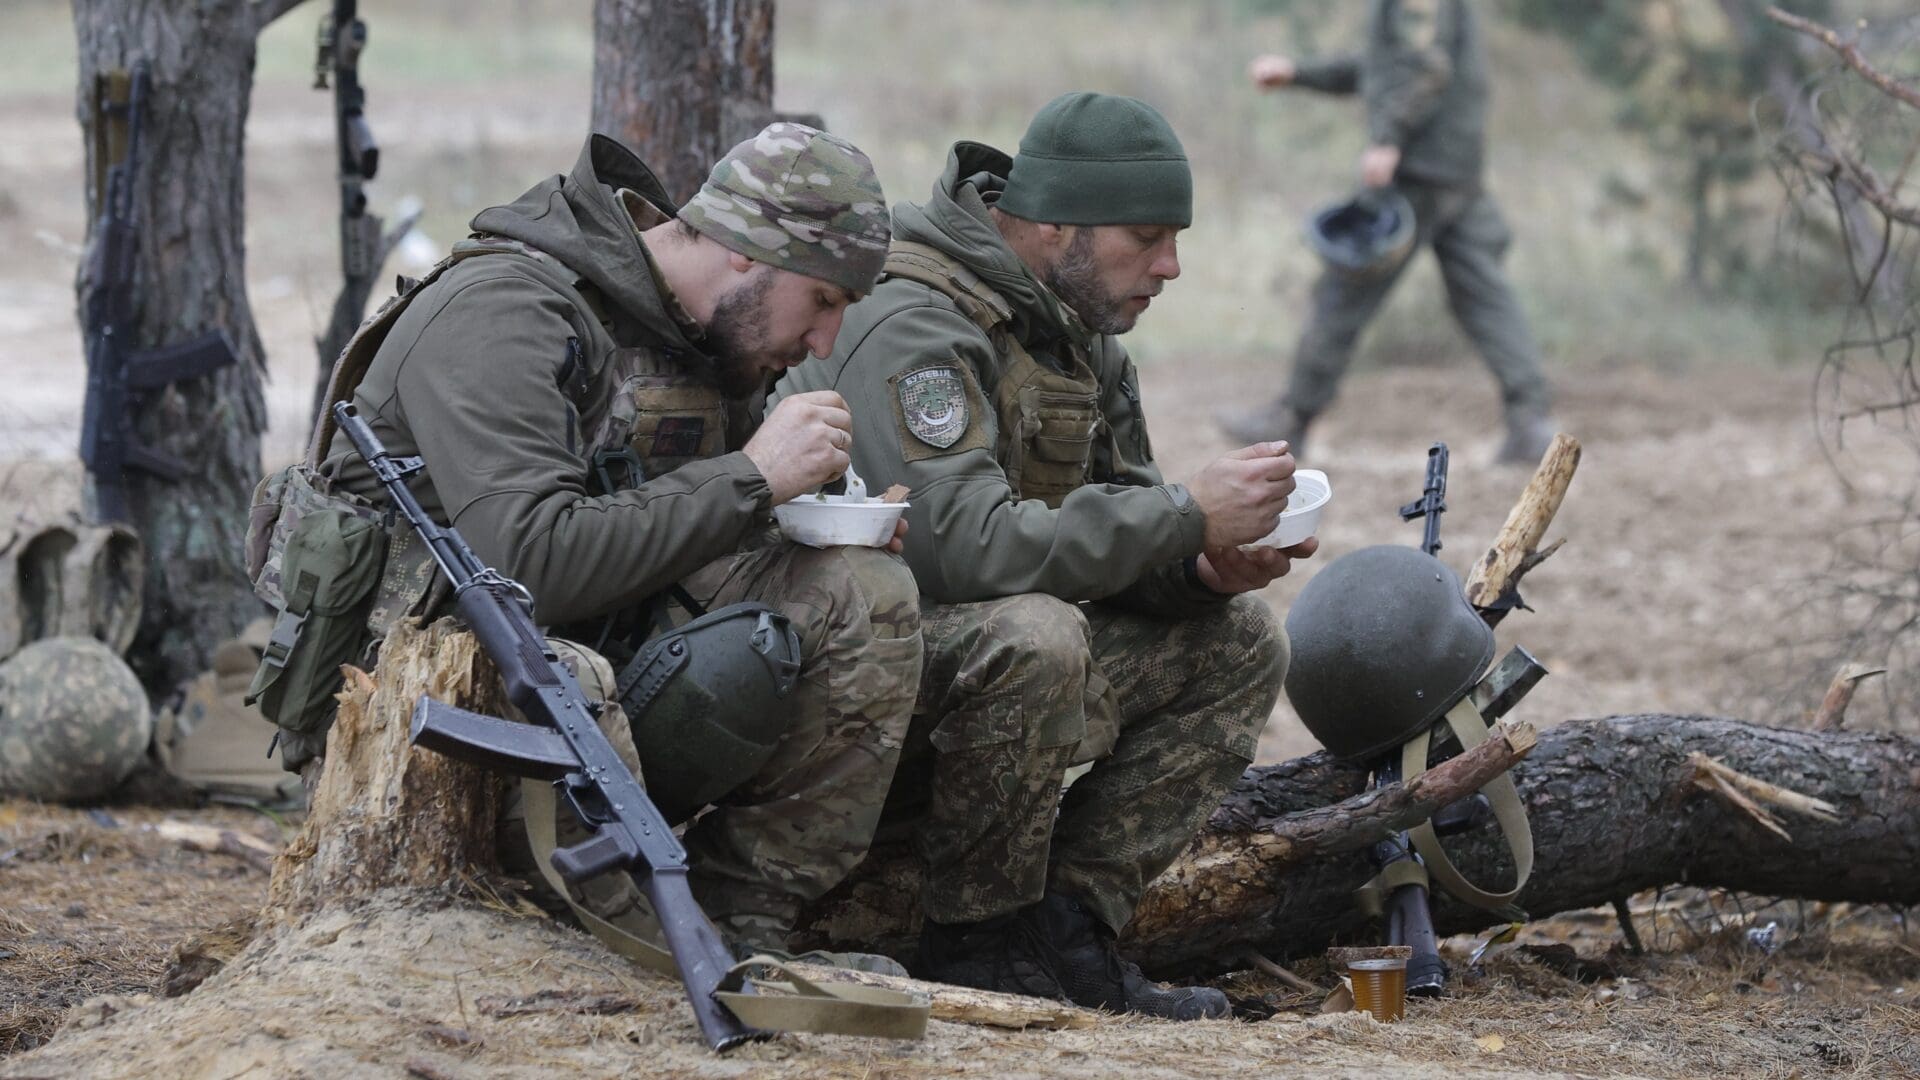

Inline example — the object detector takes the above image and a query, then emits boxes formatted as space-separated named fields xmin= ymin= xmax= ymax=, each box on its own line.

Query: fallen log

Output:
xmin=794 ymin=715 xmax=1920 ymax=977
xmin=260 ymin=619 xmax=1920 ymax=989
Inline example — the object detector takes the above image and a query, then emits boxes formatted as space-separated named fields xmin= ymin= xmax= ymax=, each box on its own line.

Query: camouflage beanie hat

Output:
xmin=680 ymin=123 xmax=891 ymax=295
xmin=998 ymin=92 xmax=1193 ymax=228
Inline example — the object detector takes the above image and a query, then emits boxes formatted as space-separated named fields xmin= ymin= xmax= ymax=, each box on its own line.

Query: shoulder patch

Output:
xmin=888 ymin=361 xmax=991 ymax=462
xmin=898 ymin=365 xmax=969 ymax=448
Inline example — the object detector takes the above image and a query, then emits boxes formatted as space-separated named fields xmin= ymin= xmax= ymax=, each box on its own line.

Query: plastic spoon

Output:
xmin=842 ymin=458 xmax=868 ymax=501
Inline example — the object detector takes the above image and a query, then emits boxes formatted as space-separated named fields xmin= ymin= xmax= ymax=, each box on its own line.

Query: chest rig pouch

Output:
xmin=883 ymin=242 xmax=1103 ymax=508
xmin=593 ymin=346 xmax=729 ymax=481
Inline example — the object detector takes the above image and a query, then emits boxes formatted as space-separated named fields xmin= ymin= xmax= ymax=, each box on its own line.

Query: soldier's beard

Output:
xmin=1044 ymin=229 xmax=1135 ymax=336
xmin=705 ymin=270 xmax=803 ymax=398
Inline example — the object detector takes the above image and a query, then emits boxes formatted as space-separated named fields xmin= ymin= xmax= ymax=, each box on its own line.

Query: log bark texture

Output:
xmin=590 ymin=0 xmax=778 ymax=204
xmin=72 ymin=0 xmax=279 ymax=690
xmin=264 ymin=618 xmax=508 ymax=921
xmin=794 ymin=715 xmax=1920 ymax=977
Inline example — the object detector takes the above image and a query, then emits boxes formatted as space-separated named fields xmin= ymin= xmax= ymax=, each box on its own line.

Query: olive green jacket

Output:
xmin=1291 ymin=0 xmax=1489 ymax=188
xmin=773 ymin=142 xmax=1220 ymax=617
xmin=321 ymin=136 xmax=771 ymax=626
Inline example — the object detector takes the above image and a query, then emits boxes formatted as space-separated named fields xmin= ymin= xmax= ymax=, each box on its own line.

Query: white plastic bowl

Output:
xmin=774 ymin=494 xmax=910 ymax=549
xmin=1248 ymin=468 xmax=1331 ymax=549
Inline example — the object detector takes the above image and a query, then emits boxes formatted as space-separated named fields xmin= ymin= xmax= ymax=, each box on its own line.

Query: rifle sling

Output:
xmin=520 ymin=781 xmax=929 ymax=1041
xmin=1401 ymin=697 xmax=1533 ymax=916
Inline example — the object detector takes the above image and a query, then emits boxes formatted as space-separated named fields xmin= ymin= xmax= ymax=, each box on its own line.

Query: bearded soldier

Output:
xmin=776 ymin=92 xmax=1313 ymax=1019
xmin=254 ymin=127 xmax=922 ymax=968
xmin=1217 ymin=0 xmax=1557 ymax=464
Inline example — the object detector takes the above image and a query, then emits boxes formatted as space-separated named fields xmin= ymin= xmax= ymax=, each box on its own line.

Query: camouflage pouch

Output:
xmin=244 ymin=464 xmax=388 ymax=769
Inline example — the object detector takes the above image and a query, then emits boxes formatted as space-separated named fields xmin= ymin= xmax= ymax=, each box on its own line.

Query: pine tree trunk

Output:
xmin=589 ymin=0 xmax=778 ymax=204
xmin=72 ymin=0 xmax=280 ymax=690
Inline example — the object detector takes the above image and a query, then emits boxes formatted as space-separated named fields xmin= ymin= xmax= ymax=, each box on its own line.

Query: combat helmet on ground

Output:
xmin=0 ymin=635 xmax=151 ymax=803
xmin=1306 ymin=188 xmax=1417 ymax=280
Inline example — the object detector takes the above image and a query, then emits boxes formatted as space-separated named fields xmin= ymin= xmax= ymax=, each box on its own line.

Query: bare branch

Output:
xmin=254 ymin=0 xmax=312 ymax=33
xmin=1767 ymin=6 xmax=1920 ymax=112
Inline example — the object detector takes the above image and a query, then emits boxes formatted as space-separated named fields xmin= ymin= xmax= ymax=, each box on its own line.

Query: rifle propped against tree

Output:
xmin=80 ymin=61 xmax=237 ymax=523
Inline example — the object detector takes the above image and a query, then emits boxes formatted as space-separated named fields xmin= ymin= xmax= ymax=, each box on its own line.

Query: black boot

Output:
xmin=1029 ymin=893 xmax=1230 ymax=1021
xmin=913 ymin=912 xmax=1068 ymax=1002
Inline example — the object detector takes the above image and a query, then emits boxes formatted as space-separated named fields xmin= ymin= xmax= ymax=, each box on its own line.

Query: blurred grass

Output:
xmin=0 ymin=0 xmax=1837 ymax=375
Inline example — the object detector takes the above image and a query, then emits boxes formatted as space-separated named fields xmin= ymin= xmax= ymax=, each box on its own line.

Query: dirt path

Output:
xmin=2 ymin=825 xmax=1913 ymax=1080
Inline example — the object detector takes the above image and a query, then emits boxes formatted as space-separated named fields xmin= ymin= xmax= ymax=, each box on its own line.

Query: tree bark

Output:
xmin=590 ymin=0 xmax=778 ymax=204
xmin=72 ymin=0 xmax=279 ymax=690
xmin=793 ymin=715 xmax=1920 ymax=977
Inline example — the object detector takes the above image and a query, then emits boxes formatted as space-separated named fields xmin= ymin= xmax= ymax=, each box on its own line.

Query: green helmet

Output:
xmin=1283 ymin=546 xmax=1494 ymax=762
xmin=0 ymin=636 xmax=151 ymax=802
xmin=1306 ymin=189 xmax=1416 ymax=280
xmin=615 ymin=602 xmax=802 ymax=824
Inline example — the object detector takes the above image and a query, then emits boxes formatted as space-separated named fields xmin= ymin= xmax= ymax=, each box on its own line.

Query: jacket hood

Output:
xmin=470 ymin=134 xmax=704 ymax=357
xmin=889 ymin=140 xmax=1093 ymax=351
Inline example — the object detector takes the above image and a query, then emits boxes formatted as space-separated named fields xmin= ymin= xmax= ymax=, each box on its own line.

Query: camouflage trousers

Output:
xmin=502 ymin=542 xmax=921 ymax=952
xmin=1286 ymin=182 xmax=1551 ymax=418
xmin=885 ymin=592 xmax=1286 ymax=933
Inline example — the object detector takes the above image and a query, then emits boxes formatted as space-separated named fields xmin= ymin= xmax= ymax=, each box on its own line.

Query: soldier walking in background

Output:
xmin=1217 ymin=0 xmax=1557 ymax=464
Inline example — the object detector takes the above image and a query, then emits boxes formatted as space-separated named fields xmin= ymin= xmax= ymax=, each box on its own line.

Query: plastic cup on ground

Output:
xmin=1249 ymin=468 xmax=1331 ymax=549
xmin=1348 ymin=957 xmax=1408 ymax=1021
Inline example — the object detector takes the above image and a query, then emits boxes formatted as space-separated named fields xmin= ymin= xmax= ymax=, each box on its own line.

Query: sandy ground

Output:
xmin=1 ymin=802 xmax=1915 ymax=1079
xmin=3 ymin=5 xmax=1918 ymax=1073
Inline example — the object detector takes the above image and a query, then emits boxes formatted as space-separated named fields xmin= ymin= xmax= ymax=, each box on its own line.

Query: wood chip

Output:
xmin=1688 ymin=752 xmax=1843 ymax=842
xmin=791 ymin=964 xmax=1095 ymax=1030
xmin=404 ymin=1056 xmax=462 ymax=1080
xmin=150 ymin=821 xmax=279 ymax=870
xmin=421 ymin=1025 xmax=477 ymax=1048
xmin=1250 ymin=952 xmax=1323 ymax=994
xmin=881 ymin=484 xmax=910 ymax=504
xmin=474 ymin=989 xmax=642 ymax=1018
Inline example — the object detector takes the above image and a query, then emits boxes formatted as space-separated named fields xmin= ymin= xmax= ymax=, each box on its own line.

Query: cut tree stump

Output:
xmin=263 ymin=617 xmax=509 ymax=922
xmin=794 ymin=715 xmax=1920 ymax=977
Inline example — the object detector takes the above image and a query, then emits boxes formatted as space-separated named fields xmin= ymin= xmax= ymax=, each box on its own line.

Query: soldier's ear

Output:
xmin=726 ymin=249 xmax=758 ymax=276
xmin=1036 ymin=222 xmax=1070 ymax=253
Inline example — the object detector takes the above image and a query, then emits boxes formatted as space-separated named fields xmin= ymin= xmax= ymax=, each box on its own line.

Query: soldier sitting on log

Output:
xmin=246 ymin=126 xmax=923 ymax=972
xmin=777 ymin=92 xmax=1320 ymax=1020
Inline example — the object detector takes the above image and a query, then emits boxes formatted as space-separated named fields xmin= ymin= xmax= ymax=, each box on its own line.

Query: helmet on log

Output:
xmin=1283 ymin=546 xmax=1493 ymax=762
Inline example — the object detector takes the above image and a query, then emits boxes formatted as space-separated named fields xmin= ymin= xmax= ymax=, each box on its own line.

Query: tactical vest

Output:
xmin=881 ymin=242 xmax=1104 ymax=509
xmin=327 ymin=237 xmax=729 ymax=616
xmin=248 ymin=236 xmax=726 ymax=769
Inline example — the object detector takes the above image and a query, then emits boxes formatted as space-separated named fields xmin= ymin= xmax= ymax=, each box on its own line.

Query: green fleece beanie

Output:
xmin=997 ymin=92 xmax=1192 ymax=228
